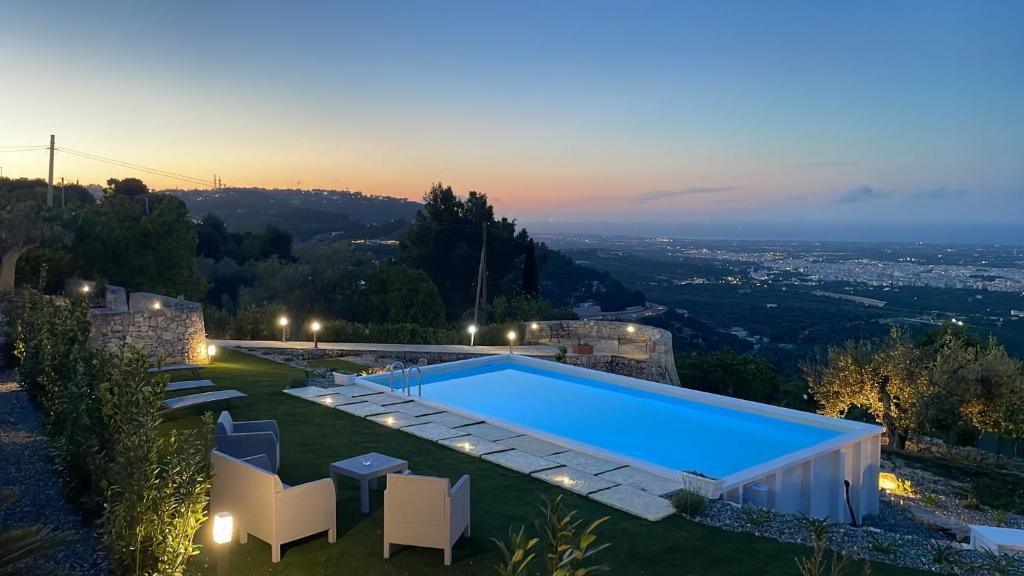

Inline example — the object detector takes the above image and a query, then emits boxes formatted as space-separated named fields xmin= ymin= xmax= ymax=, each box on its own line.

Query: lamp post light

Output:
xmin=626 ymin=324 xmax=636 ymax=334
xmin=212 ymin=512 xmax=233 ymax=576
xmin=207 ymin=344 xmax=217 ymax=364
xmin=80 ymin=284 xmax=90 ymax=294
xmin=278 ymin=316 xmax=289 ymax=342
xmin=311 ymin=320 xmax=321 ymax=349
xmin=152 ymin=301 xmax=162 ymax=311
xmin=467 ymin=324 xmax=477 ymax=347
xmin=506 ymin=330 xmax=517 ymax=354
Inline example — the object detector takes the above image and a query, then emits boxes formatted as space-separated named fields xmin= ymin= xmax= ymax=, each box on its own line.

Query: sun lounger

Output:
xmin=162 ymin=390 xmax=246 ymax=411
xmin=148 ymin=363 xmax=204 ymax=378
xmin=166 ymin=379 xmax=215 ymax=392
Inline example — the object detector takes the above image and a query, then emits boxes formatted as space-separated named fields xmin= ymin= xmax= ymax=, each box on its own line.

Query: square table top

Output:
xmin=330 ymin=452 xmax=408 ymax=480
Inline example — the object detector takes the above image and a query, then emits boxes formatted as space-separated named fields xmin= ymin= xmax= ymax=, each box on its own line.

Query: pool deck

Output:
xmin=284 ymin=382 xmax=679 ymax=521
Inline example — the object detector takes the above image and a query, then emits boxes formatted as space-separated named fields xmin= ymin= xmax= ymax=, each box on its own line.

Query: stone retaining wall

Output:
xmin=88 ymin=292 xmax=209 ymax=365
xmin=524 ymin=320 xmax=680 ymax=384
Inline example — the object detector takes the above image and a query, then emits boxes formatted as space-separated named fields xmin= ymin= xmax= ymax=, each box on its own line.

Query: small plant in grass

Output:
xmin=741 ymin=505 xmax=772 ymax=528
xmin=926 ymin=540 xmax=963 ymax=574
xmin=492 ymin=525 xmax=539 ymax=576
xmin=866 ymin=532 xmax=901 ymax=556
xmin=491 ymin=495 xmax=611 ymax=576
xmin=672 ymin=489 xmax=707 ymax=518
xmin=794 ymin=529 xmax=870 ymax=576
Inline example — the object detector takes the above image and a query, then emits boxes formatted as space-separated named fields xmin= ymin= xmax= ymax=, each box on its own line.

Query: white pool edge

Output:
xmin=357 ymin=354 xmax=882 ymax=520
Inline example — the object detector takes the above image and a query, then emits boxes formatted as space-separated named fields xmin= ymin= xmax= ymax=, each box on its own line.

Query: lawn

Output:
xmin=305 ymin=357 xmax=371 ymax=373
xmin=165 ymin=349 xmax=928 ymax=576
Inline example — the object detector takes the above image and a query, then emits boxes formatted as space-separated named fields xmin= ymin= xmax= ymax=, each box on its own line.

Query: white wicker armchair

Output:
xmin=383 ymin=473 xmax=471 ymax=566
xmin=210 ymin=450 xmax=336 ymax=562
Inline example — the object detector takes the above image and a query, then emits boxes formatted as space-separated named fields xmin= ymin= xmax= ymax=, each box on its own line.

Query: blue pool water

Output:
xmin=367 ymin=361 xmax=841 ymax=478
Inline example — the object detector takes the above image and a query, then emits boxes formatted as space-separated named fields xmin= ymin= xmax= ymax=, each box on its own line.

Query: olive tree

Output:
xmin=805 ymin=328 xmax=932 ymax=450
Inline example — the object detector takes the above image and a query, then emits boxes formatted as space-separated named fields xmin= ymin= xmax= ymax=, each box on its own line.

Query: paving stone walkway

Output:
xmin=284 ymin=383 xmax=680 ymax=521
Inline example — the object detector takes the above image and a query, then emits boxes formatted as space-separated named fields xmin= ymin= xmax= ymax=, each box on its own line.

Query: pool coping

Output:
xmin=355 ymin=354 xmax=883 ymax=496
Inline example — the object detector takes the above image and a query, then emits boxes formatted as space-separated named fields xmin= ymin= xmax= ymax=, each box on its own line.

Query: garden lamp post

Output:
xmin=467 ymin=324 xmax=477 ymax=347
xmin=311 ymin=320 xmax=321 ymax=349
xmin=207 ymin=344 xmax=217 ymax=364
xmin=506 ymin=330 xmax=517 ymax=354
xmin=212 ymin=512 xmax=233 ymax=576
xmin=278 ymin=316 xmax=289 ymax=342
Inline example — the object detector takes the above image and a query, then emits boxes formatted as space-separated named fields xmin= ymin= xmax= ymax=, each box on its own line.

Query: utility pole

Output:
xmin=60 ymin=177 xmax=65 ymax=208
xmin=473 ymin=221 xmax=488 ymax=326
xmin=46 ymin=134 xmax=55 ymax=207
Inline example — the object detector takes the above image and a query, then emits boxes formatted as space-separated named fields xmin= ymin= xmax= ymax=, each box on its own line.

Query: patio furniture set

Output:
xmin=211 ymin=410 xmax=471 ymax=565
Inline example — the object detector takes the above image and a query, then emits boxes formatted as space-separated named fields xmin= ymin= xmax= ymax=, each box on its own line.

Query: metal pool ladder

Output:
xmin=387 ymin=361 xmax=406 ymax=392
xmin=406 ymin=365 xmax=423 ymax=397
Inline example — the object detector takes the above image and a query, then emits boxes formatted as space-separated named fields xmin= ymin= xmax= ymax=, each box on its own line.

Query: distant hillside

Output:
xmin=169 ymin=188 xmax=422 ymax=240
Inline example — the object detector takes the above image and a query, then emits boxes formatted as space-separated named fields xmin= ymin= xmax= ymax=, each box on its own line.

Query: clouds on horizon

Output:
xmin=634 ymin=186 xmax=735 ymax=204
xmin=835 ymin=185 xmax=970 ymax=204
xmin=835 ymin=186 xmax=892 ymax=204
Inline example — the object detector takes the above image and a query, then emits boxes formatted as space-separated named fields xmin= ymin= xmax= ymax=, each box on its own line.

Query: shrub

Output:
xmin=671 ymin=488 xmax=707 ymax=517
xmin=99 ymin=347 xmax=215 ymax=576
xmin=492 ymin=495 xmax=610 ymax=576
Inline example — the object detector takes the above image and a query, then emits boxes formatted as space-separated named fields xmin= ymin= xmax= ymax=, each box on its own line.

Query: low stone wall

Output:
xmin=525 ymin=320 xmax=680 ymax=385
xmin=89 ymin=294 xmax=209 ymax=365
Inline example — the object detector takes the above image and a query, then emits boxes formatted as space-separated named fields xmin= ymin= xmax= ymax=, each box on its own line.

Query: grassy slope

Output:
xmin=166 ymin=349 xmax=927 ymax=576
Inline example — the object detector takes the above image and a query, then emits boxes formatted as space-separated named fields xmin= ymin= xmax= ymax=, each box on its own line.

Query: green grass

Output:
xmin=166 ymin=349 xmax=928 ymax=575
xmin=305 ymin=358 xmax=371 ymax=373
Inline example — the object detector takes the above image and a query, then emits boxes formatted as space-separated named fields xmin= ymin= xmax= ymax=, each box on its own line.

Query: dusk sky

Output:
xmin=4 ymin=1 xmax=1022 ymax=233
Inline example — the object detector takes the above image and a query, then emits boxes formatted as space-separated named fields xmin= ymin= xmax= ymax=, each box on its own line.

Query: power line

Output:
xmin=57 ymin=146 xmax=214 ymax=187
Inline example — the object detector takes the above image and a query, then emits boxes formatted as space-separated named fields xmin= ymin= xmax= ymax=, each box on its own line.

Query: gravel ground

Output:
xmin=690 ymin=500 xmax=1023 ymax=575
xmin=0 ymin=375 xmax=107 ymax=576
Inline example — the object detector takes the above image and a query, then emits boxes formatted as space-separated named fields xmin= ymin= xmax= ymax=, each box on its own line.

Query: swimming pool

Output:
xmin=360 ymin=354 xmax=881 ymax=521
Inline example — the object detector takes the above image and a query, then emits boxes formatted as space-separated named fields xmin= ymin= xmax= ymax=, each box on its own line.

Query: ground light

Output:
xmin=311 ymin=320 xmax=321 ymax=349
xmin=467 ymin=324 xmax=477 ymax=346
xmin=212 ymin=512 xmax=233 ymax=576
xmin=506 ymin=330 xmax=517 ymax=354
xmin=152 ymin=301 xmax=162 ymax=311
xmin=207 ymin=344 xmax=217 ymax=364
xmin=278 ymin=316 xmax=289 ymax=342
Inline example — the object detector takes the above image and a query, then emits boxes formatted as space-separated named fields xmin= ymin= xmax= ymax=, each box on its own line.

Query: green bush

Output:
xmin=13 ymin=288 xmax=215 ymax=575
xmin=671 ymin=488 xmax=707 ymax=517
xmin=492 ymin=495 xmax=610 ymax=576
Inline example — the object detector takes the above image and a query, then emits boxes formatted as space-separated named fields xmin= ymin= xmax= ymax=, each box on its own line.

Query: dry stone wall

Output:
xmin=88 ymin=292 xmax=209 ymax=365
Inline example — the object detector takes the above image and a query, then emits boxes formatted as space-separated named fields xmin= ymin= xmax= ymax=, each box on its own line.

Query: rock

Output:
xmin=906 ymin=503 xmax=972 ymax=542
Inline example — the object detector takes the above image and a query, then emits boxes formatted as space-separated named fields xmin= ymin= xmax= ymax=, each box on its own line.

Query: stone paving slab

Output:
xmin=548 ymin=451 xmax=624 ymax=475
xmin=458 ymin=423 xmax=521 ymax=442
xmin=388 ymin=402 xmax=444 ymax=417
xmin=335 ymin=402 xmax=392 ymax=417
xmin=598 ymin=467 xmax=681 ymax=496
xmin=367 ymin=412 xmax=421 ymax=429
xmin=349 ymin=386 xmax=385 ymax=398
xmin=402 ymin=422 xmax=470 ymax=441
xmin=531 ymin=466 xmax=618 ymax=496
xmin=311 ymin=393 xmax=362 ymax=407
xmin=482 ymin=449 xmax=561 ymax=474
xmin=589 ymin=485 xmax=676 ymax=521
xmin=283 ymin=386 xmax=334 ymax=398
xmin=417 ymin=412 xmax=482 ymax=428
xmin=498 ymin=435 xmax=569 ymax=457
xmin=438 ymin=435 xmax=511 ymax=457
xmin=371 ymin=395 xmax=414 ymax=406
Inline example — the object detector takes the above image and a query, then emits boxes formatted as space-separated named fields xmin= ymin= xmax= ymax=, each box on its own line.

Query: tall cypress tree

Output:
xmin=522 ymin=239 xmax=539 ymax=297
